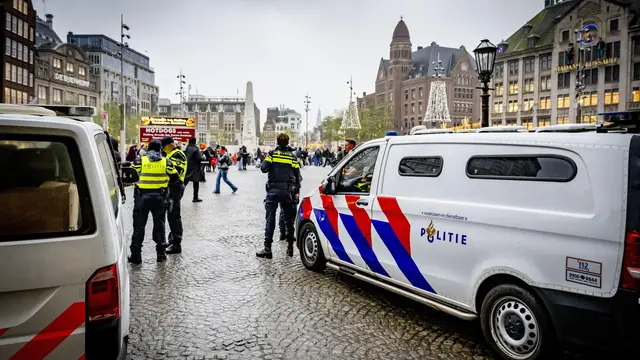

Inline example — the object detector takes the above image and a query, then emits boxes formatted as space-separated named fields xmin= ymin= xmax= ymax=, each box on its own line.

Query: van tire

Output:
xmin=480 ymin=284 xmax=558 ymax=360
xmin=298 ymin=222 xmax=326 ymax=272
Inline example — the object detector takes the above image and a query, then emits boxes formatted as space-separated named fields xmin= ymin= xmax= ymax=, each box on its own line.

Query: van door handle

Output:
xmin=356 ymin=199 xmax=369 ymax=206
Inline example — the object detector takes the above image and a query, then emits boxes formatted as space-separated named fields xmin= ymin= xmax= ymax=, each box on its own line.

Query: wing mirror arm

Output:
xmin=321 ymin=176 xmax=336 ymax=195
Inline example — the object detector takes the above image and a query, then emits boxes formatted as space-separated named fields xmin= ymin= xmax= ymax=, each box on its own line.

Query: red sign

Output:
xmin=139 ymin=126 xmax=196 ymax=143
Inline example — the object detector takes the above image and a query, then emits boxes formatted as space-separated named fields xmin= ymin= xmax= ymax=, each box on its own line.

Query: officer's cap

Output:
xmin=148 ymin=139 xmax=162 ymax=151
xmin=161 ymin=136 xmax=174 ymax=147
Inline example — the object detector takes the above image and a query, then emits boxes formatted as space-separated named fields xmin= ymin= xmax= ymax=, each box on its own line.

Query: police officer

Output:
xmin=257 ymin=133 xmax=302 ymax=258
xmin=277 ymin=144 xmax=302 ymax=241
xmin=161 ymin=136 xmax=188 ymax=254
xmin=129 ymin=140 xmax=179 ymax=264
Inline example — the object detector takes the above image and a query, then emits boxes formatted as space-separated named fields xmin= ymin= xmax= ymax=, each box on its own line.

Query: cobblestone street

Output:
xmin=124 ymin=165 xmax=597 ymax=360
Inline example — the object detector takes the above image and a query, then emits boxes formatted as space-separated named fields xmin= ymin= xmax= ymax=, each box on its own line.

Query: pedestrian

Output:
xmin=337 ymin=139 xmax=356 ymax=162
xmin=184 ymin=137 xmax=204 ymax=203
xmin=129 ymin=139 xmax=179 ymax=264
xmin=214 ymin=146 xmax=238 ymax=194
xmin=162 ymin=136 xmax=188 ymax=254
xmin=257 ymin=133 xmax=301 ymax=258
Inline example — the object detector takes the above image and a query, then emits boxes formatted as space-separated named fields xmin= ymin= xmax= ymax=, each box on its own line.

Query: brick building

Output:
xmin=359 ymin=18 xmax=481 ymax=134
xmin=2 ymin=0 xmax=36 ymax=104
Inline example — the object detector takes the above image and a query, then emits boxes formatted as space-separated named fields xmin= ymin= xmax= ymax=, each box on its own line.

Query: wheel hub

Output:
xmin=304 ymin=232 xmax=318 ymax=261
xmin=489 ymin=297 xmax=540 ymax=359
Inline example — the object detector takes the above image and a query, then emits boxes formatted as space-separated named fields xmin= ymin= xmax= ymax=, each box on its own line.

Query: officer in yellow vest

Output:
xmin=129 ymin=139 xmax=179 ymax=264
xmin=161 ymin=136 xmax=188 ymax=254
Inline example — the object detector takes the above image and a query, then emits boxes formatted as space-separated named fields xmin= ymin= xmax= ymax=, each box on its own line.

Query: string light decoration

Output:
xmin=341 ymin=76 xmax=361 ymax=130
xmin=424 ymin=53 xmax=451 ymax=128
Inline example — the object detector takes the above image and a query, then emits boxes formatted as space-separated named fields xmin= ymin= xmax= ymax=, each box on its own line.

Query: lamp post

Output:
xmin=304 ymin=94 xmax=311 ymax=147
xmin=119 ymin=14 xmax=130 ymax=159
xmin=473 ymin=39 xmax=498 ymax=128
xmin=176 ymin=69 xmax=186 ymax=117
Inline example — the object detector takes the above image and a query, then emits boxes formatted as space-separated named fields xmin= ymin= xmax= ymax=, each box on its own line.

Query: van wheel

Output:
xmin=299 ymin=222 xmax=326 ymax=272
xmin=480 ymin=284 xmax=557 ymax=360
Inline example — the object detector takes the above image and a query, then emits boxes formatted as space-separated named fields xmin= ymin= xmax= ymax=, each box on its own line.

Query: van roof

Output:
xmin=386 ymin=131 xmax=633 ymax=148
xmin=0 ymin=113 xmax=103 ymax=134
xmin=0 ymin=104 xmax=57 ymax=116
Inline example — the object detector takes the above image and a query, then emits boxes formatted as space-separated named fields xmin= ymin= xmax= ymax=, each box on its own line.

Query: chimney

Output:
xmin=45 ymin=14 xmax=53 ymax=28
xmin=417 ymin=46 xmax=423 ymax=50
xmin=362 ymin=92 xmax=366 ymax=97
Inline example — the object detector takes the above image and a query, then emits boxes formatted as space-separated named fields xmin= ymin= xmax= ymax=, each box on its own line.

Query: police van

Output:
xmin=0 ymin=104 xmax=137 ymax=359
xmin=295 ymin=112 xmax=640 ymax=359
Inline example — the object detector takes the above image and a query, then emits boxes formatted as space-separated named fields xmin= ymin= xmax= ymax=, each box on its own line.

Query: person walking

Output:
xmin=214 ymin=146 xmax=238 ymax=194
xmin=257 ymin=133 xmax=301 ymax=258
xmin=162 ymin=136 xmax=188 ymax=255
xmin=184 ymin=137 xmax=204 ymax=203
xmin=129 ymin=140 xmax=179 ymax=264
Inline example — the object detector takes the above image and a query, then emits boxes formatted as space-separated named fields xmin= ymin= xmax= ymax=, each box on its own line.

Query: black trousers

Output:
xmin=278 ymin=202 xmax=295 ymax=236
xmin=130 ymin=190 xmax=166 ymax=255
xmin=264 ymin=188 xmax=295 ymax=248
xmin=185 ymin=179 xmax=200 ymax=199
xmin=167 ymin=183 xmax=185 ymax=246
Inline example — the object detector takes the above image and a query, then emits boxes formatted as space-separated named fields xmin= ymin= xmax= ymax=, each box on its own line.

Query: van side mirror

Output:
xmin=321 ymin=176 xmax=336 ymax=195
xmin=121 ymin=166 xmax=139 ymax=185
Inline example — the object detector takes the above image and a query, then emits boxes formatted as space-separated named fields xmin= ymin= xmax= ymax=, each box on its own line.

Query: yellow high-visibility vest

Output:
xmin=135 ymin=156 xmax=170 ymax=190
xmin=167 ymin=148 xmax=187 ymax=182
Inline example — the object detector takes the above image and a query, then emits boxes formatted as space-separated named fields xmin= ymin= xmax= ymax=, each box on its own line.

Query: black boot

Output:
xmin=286 ymin=242 xmax=294 ymax=257
xmin=157 ymin=252 xmax=167 ymax=262
xmin=256 ymin=247 xmax=273 ymax=259
xmin=128 ymin=253 xmax=142 ymax=265
xmin=165 ymin=245 xmax=182 ymax=254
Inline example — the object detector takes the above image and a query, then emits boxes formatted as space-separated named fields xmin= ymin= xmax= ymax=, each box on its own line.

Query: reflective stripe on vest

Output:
xmin=167 ymin=148 xmax=187 ymax=182
xmin=137 ymin=156 xmax=170 ymax=189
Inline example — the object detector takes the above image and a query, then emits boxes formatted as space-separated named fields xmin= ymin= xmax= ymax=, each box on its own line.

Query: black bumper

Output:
xmin=536 ymin=287 xmax=640 ymax=351
xmin=86 ymin=317 xmax=124 ymax=360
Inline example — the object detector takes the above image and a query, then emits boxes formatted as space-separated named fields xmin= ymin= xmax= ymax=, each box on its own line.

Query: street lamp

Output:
xmin=304 ymin=94 xmax=311 ymax=147
xmin=119 ymin=14 xmax=131 ymax=159
xmin=473 ymin=39 xmax=498 ymax=128
xmin=176 ymin=69 xmax=186 ymax=117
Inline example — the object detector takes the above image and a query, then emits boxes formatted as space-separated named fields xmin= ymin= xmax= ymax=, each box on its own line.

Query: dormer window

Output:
xmin=523 ymin=24 xmax=533 ymax=35
xmin=497 ymin=40 xmax=509 ymax=54
xmin=527 ymin=34 xmax=540 ymax=49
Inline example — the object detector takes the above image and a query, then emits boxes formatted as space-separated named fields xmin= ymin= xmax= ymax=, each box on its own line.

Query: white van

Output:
xmin=0 ymin=105 xmax=136 ymax=359
xmin=295 ymin=127 xmax=639 ymax=359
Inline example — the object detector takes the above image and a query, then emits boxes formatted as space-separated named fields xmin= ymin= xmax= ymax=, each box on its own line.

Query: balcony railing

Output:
xmin=628 ymin=101 xmax=640 ymax=110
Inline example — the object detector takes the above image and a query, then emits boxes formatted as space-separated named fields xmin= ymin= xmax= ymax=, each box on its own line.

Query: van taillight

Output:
xmin=621 ymin=231 xmax=640 ymax=291
xmin=87 ymin=264 xmax=120 ymax=322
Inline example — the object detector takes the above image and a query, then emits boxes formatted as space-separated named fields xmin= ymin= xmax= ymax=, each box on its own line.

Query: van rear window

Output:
xmin=398 ymin=156 xmax=443 ymax=177
xmin=0 ymin=135 xmax=94 ymax=241
xmin=466 ymin=155 xmax=576 ymax=182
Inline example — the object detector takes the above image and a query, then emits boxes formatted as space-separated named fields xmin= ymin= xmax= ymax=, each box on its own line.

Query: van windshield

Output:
xmin=0 ymin=135 xmax=93 ymax=240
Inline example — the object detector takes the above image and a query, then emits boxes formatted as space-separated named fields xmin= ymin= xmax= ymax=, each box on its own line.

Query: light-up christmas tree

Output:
xmin=341 ymin=76 xmax=361 ymax=132
xmin=424 ymin=54 xmax=451 ymax=129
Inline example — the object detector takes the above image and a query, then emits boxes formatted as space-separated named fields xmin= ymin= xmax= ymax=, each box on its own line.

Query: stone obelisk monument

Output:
xmin=242 ymin=81 xmax=258 ymax=152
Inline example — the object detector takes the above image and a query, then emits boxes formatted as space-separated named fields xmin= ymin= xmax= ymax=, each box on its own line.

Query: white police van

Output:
xmin=0 ymin=104 xmax=136 ymax=359
xmin=295 ymin=113 xmax=640 ymax=359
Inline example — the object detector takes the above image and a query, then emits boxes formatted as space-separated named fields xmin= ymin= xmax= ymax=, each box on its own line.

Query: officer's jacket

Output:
xmin=261 ymin=146 xmax=301 ymax=192
xmin=132 ymin=151 xmax=179 ymax=190
xmin=166 ymin=148 xmax=187 ymax=183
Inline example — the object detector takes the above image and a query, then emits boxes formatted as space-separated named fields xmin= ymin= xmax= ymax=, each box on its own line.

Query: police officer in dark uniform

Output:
xmin=278 ymin=144 xmax=303 ymax=241
xmin=129 ymin=139 xmax=179 ymax=264
xmin=257 ymin=133 xmax=302 ymax=258
xmin=161 ymin=136 xmax=188 ymax=254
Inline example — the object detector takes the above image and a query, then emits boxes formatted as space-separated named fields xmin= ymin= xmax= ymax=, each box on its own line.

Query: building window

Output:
xmin=508 ymin=60 xmax=519 ymax=76
xmin=11 ymin=40 xmax=16 ymax=58
xmin=604 ymin=89 xmax=619 ymax=105
xmin=523 ymin=98 xmax=534 ymax=111
xmin=561 ymin=30 xmax=570 ymax=42
xmin=582 ymin=91 xmax=597 ymax=106
xmin=5 ymin=37 xmax=9 ymax=55
xmin=37 ymin=85 xmax=47 ymax=102
xmin=495 ymin=83 xmax=504 ymax=96
xmin=558 ymin=72 xmax=571 ymax=88
xmin=634 ymin=62 xmax=640 ymax=80
xmin=22 ymin=67 xmax=27 ymax=85
xmin=29 ymin=50 xmax=33 ymax=64
xmin=398 ymin=157 xmax=443 ymax=177
xmin=493 ymin=102 xmax=504 ymax=113
xmin=540 ymin=75 xmax=551 ymax=91
xmin=557 ymin=94 xmax=570 ymax=108
xmin=78 ymin=94 xmax=87 ymax=106
xmin=494 ymin=63 xmax=504 ymax=78
xmin=53 ymin=89 xmax=62 ymax=104
xmin=633 ymin=88 xmax=640 ymax=103
xmin=523 ymin=78 xmax=535 ymax=93
xmin=466 ymin=155 xmax=576 ymax=181
xmin=507 ymin=100 xmax=519 ymax=113
xmin=605 ymin=41 xmax=621 ymax=58
xmin=89 ymin=97 xmax=97 ymax=107
xmin=17 ymin=43 xmax=22 ymax=61
xmin=66 ymin=62 xmax=74 ymax=73
xmin=524 ymin=57 xmax=535 ymax=73
xmin=53 ymin=58 xmax=62 ymax=69
xmin=78 ymin=66 xmax=86 ymax=77
xmin=581 ymin=115 xmax=596 ymax=124
xmin=538 ymin=96 xmax=551 ymax=110
xmin=5 ymin=13 xmax=10 ymax=31
xmin=11 ymin=15 xmax=17 ymax=33
xmin=10 ymin=64 xmax=17 ymax=83
xmin=557 ymin=116 xmax=569 ymax=124
xmin=610 ymin=18 xmax=619 ymax=32
xmin=604 ymin=65 xmax=620 ymax=82
xmin=4 ymin=87 xmax=9 ymax=103
xmin=508 ymin=81 xmax=518 ymax=95
xmin=583 ymin=68 xmax=599 ymax=85
xmin=558 ymin=51 xmax=567 ymax=66
xmin=17 ymin=18 xmax=22 ymax=37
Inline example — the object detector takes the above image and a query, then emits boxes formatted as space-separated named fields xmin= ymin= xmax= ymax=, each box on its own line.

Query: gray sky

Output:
xmin=37 ymin=0 xmax=541 ymax=125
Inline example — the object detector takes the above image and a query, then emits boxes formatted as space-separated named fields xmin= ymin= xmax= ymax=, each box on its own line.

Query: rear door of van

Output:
xmin=0 ymin=126 xmax=110 ymax=359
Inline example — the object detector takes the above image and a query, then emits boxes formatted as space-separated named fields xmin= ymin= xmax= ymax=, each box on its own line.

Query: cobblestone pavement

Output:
xmin=124 ymin=165 xmax=601 ymax=360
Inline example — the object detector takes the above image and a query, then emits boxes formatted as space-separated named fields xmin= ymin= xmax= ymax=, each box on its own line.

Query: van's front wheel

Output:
xmin=480 ymin=284 xmax=557 ymax=360
xmin=298 ymin=222 xmax=326 ymax=272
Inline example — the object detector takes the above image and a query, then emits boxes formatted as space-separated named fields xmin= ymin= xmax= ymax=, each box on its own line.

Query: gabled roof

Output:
xmin=380 ymin=43 xmax=476 ymax=78
xmin=500 ymin=0 xmax=577 ymax=55
xmin=35 ymin=15 xmax=62 ymax=47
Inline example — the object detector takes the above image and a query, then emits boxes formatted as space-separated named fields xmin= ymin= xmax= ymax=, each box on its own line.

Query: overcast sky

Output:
xmin=36 ymin=0 xmax=541 ymax=125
